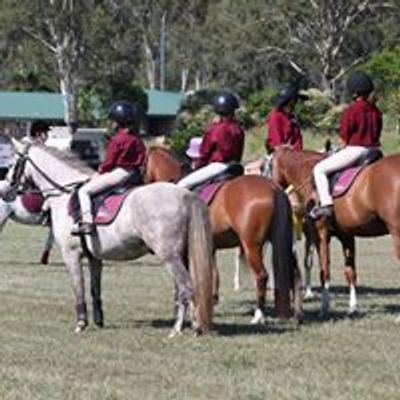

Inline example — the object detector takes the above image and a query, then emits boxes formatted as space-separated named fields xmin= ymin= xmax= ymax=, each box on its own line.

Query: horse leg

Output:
xmin=163 ymin=257 xmax=194 ymax=337
xmin=303 ymin=232 xmax=315 ymax=300
xmin=233 ymin=246 xmax=246 ymax=291
xmin=0 ymin=200 xmax=12 ymax=232
xmin=40 ymin=228 xmax=54 ymax=265
xmin=242 ymin=243 xmax=267 ymax=324
xmin=88 ymin=255 xmax=104 ymax=327
xmin=318 ymin=228 xmax=331 ymax=317
xmin=389 ymin=233 xmax=400 ymax=323
xmin=212 ymin=251 xmax=220 ymax=304
xmin=61 ymin=248 xmax=88 ymax=333
xmin=340 ymin=235 xmax=357 ymax=314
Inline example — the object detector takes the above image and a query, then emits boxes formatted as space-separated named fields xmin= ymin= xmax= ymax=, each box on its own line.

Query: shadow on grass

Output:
xmin=329 ymin=285 xmax=400 ymax=296
xmin=104 ymin=317 xmax=300 ymax=336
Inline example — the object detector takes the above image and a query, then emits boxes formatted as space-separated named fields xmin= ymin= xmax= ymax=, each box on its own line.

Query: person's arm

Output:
xmin=266 ymin=113 xmax=285 ymax=153
xmin=98 ymin=138 xmax=121 ymax=173
xmin=196 ymin=128 xmax=214 ymax=168
xmin=339 ymin=107 xmax=353 ymax=148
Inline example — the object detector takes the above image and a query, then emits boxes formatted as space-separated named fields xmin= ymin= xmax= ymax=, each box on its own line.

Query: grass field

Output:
xmin=1 ymin=223 xmax=400 ymax=399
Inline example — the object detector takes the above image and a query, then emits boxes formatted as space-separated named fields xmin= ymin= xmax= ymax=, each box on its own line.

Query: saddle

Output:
xmin=192 ymin=163 xmax=244 ymax=205
xmin=68 ymin=171 xmax=143 ymax=225
xmin=329 ymin=148 xmax=383 ymax=198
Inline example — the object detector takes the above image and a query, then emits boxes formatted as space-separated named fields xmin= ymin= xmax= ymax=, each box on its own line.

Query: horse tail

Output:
xmin=270 ymin=190 xmax=302 ymax=320
xmin=188 ymin=195 xmax=214 ymax=333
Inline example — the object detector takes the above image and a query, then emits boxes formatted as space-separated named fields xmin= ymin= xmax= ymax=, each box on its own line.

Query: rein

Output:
xmin=286 ymin=176 xmax=312 ymax=196
xmin=10 ymin=152 xmax=88 ymax=199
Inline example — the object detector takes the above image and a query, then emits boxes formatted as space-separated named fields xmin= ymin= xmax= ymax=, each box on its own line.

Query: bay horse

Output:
xmin=145 ymin=146 xmax=303 ymax=324
xmin=6 ymin=139 xmax=215 ymax=337
xmin=272 ymin=146 xmax=400 ymax=317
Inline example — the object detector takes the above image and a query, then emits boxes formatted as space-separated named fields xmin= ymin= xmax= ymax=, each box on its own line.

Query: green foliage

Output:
xmin=78 ymin=82 xmax=148 ymax=127
xmin=298 ymin=88 xmax=336 ymax=131
xmin=363 ymin=47 xmax=400 ymax=90
xmin=167 ymin=89 xmax=258 ymax=158
xmin=167 ymin=106 xmax=214 ymax=159
xmin=245 ymin=88 xmax=275 ymax=124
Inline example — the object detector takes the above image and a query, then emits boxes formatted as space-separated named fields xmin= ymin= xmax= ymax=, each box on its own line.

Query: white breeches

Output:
xmin=177 ymin=162 xmax=228 ymax=189
xmin=78 ymin=168 xmax=130 ymax=223
xmin=313 ymin=146 xmax=369 ymax=206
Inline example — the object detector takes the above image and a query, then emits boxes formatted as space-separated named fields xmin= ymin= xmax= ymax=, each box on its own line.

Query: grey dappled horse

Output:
xmin=6 ymin=140 xmax=214 ymax=337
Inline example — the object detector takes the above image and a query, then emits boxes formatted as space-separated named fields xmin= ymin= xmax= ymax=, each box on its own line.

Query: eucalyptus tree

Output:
xmin=0 ymin=0 xmax=98 ymax=127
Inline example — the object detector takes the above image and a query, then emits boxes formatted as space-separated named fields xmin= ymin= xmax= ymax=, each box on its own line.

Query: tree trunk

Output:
xmin=143 ymin=37 xmax=157 ymax=89
xmin=159 ymin=12 xmax=167 ymax=91
xmin=181 ymin=67 xmax=189 ymax=92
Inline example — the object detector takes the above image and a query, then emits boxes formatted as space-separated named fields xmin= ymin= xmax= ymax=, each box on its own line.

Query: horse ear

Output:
xmin=11 ymin=138 xmax=30 ymax=154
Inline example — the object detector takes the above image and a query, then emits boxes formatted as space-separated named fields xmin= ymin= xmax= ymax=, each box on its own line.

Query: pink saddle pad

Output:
xmin=21 ymin=192 xmax=45 ymax=214
xmin=93 ymin=192 xmax=131 ymax=224
xmin=197 ymin=182 xmax=224 ymax=205
xmin=332 ymin=166 xmax=364 ymax=198
xmin=68 ymin=190 xmax=132 ymax=225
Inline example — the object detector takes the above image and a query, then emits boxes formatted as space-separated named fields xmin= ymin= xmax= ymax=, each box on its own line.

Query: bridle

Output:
xmin=5 ymin=147 xmax=87 ymax=201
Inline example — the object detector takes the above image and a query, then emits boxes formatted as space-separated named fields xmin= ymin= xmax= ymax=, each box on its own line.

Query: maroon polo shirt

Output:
xmin=98 ymin=128 xmax=146 ymax=174
xmin=340 ymin=98 xmax=382 ymax=147
xmin=196 ymin=119 xmax=245 ymax=168
xmin=266 ymin=109 xmax=303 ymax=152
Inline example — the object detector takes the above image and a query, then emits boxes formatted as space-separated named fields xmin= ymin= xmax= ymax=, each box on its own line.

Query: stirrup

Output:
xmin=309 ymin=205 xmax=334 ymax=220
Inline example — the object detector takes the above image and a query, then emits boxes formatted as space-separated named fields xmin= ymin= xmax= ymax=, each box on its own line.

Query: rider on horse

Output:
xmin=312 ymin=72 xmax=383 ymax=219
xmin=177 ymin=91 xmax=244 ymax=189
xmin=266 ymin=85 xmax=306 ymax=154
xmin=263 ymin=85 xmax=307 ymax=177
xmin=71 ymin=100 xmax=146 ymax=235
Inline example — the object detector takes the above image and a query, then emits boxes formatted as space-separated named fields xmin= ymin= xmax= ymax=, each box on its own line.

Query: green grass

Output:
xmin=1 ymin=224 xmax=400 ymax=399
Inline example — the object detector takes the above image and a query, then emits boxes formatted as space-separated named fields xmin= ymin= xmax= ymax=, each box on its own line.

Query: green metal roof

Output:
xmin=0 ymin=91 xmax=65 ymax=120
xmin=0 ymin=90 xmax=184 ymax=120
xmin=145 ymin=89 xmax=184 ymax=116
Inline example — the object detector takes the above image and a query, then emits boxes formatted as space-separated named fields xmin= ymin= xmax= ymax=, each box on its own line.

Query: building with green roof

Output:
xmin=0 ymin=89 xmax=184 ymax=135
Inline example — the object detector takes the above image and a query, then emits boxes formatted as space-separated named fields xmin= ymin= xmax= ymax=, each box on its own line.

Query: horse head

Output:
xmin=144 ymin=146 xmax=185 ymax=183
xmin=0 ymin=139 xmax=31 ymax=201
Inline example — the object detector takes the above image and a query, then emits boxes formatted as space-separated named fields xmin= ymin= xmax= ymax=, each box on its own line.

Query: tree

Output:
xmin=258 ymin=0 xmax=396 ymax=91
xmin=1 ymin=0 xmax=97 ymax=128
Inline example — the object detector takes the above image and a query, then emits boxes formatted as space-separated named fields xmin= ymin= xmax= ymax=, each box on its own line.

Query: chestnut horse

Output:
xmin=145 ymin=147 xmax=303 ymax=323
xmin=272 ymin=146 xmax=400 ymax=317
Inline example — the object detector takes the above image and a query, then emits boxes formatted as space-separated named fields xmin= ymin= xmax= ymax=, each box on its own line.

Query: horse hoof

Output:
xmin=94 ymin=320 xmax=104 ymax=328
xmin=250 ymin=309 xmax=265 ymax=325
xmin=74 ymin=320 xmax=88 ymax=333
xmin=168 ymin=329 xmax=182 ymax=339
xmin=347 ymin=306 xmax=358 ymax=316
xmin=304 ymin=289 xmax=316 ymax=301
xmin=294 ymin=312 xmax=304 ymax=325
xmin=212 ymin=294 xmax=219 ymax=306
xmin=40 ymin=251 xmax=50 ymax=265
xmin=319 ymin=309 xmax=329 ymax=319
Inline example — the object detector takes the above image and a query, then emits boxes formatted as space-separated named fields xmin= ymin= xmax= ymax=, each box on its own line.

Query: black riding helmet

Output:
xmin=212 ymin=92 xmax=240 ymax=116
xmin=109 ymin=100 xmax=137 ymax=126
xmin=347 ymin=72 xmax=374 ymax=97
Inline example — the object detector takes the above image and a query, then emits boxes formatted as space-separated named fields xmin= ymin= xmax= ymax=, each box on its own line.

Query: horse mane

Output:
xmin=147 ymin=145 xmax=174 ymax=157
xmin=38 ymin=145 xmax=95 ymax=176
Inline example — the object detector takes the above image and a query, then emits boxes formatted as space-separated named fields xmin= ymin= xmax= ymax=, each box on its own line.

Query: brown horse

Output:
xmin=145 ymin=146 xmax=302 ymax=323
xmin=272 ymin=146 xmax=400 ymax=317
